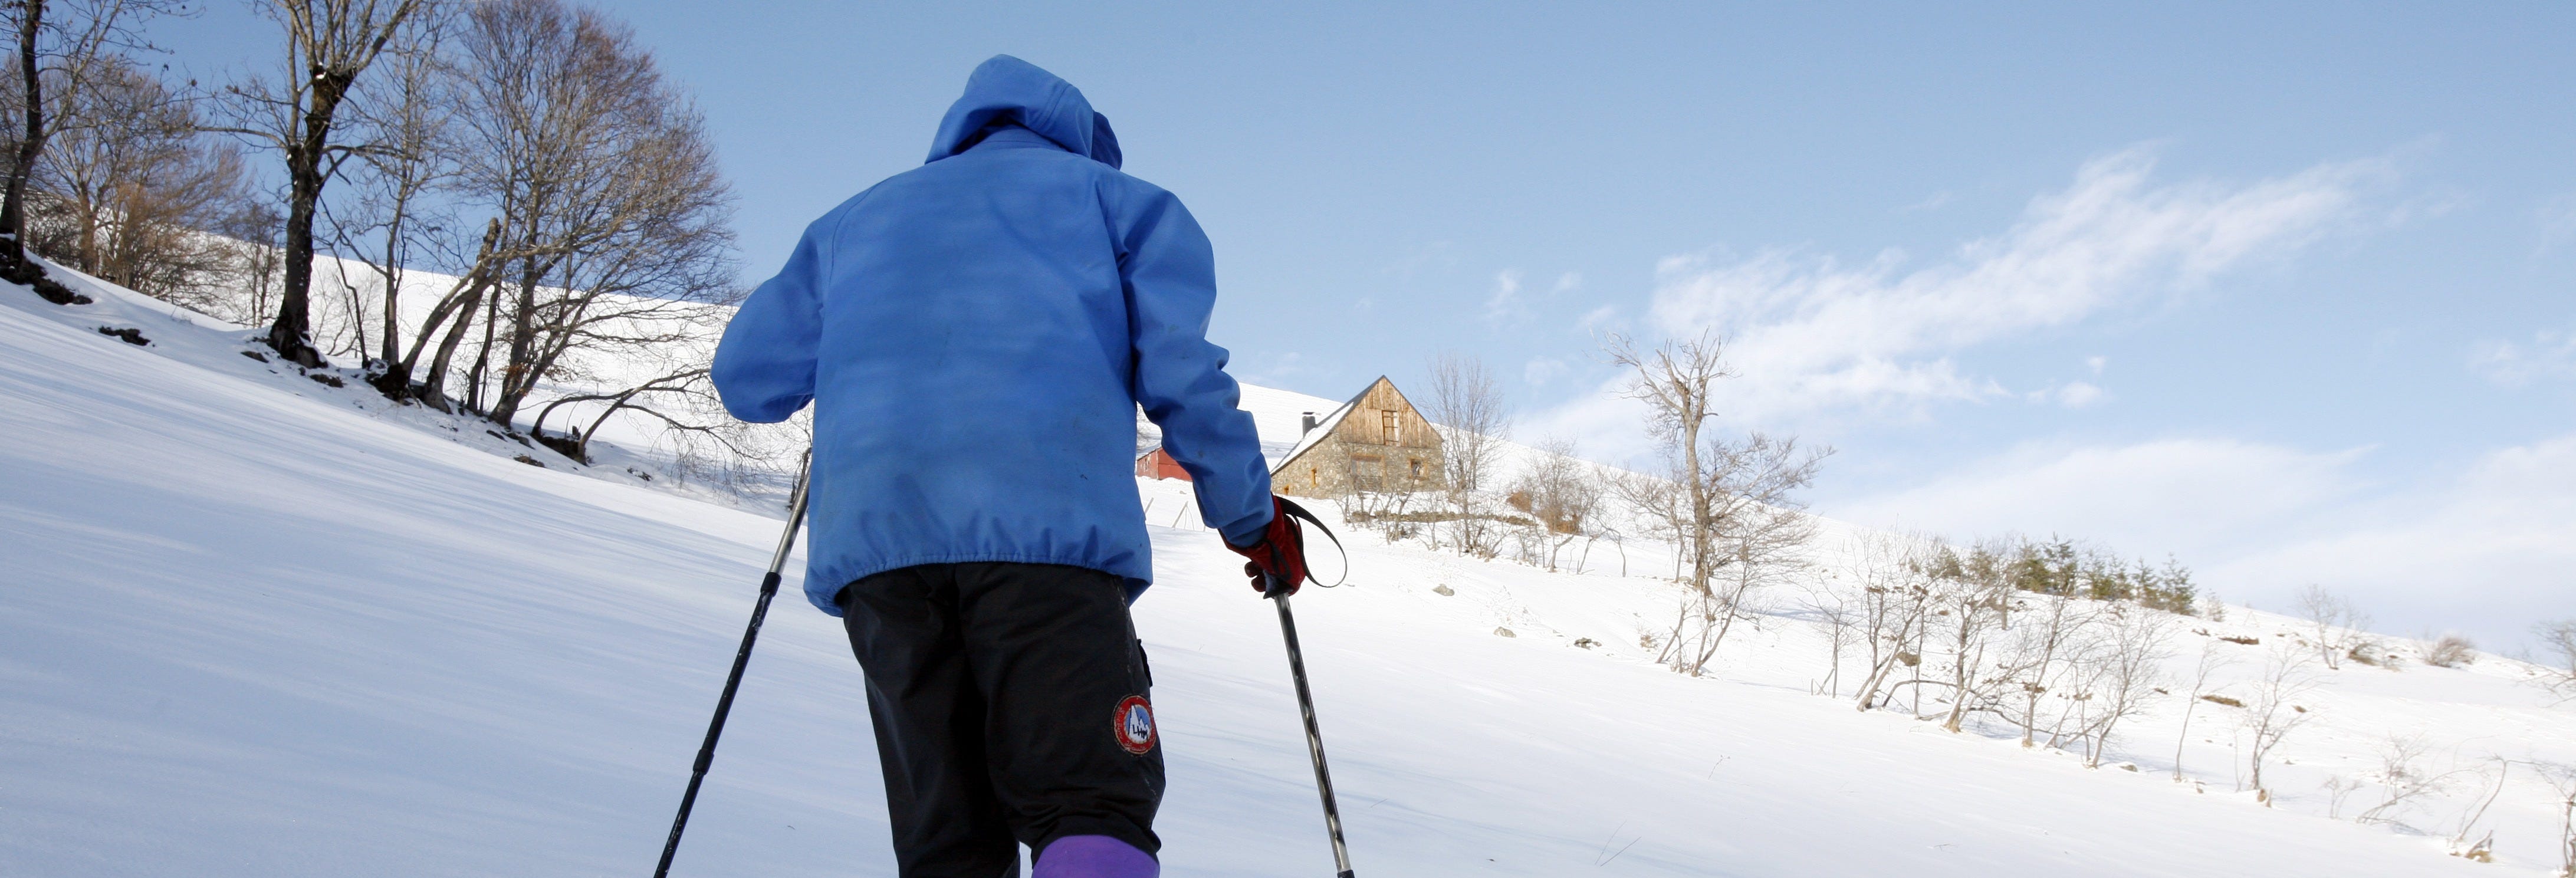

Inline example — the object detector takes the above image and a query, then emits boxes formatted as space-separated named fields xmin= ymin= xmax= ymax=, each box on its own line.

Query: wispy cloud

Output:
xmin=1523 ymin=357 xmax=1568 ymax=387
xmin=1646 ymin=146 xmax=2391 ymax=422
xmin=1825 ymin=438 xmax=2370 ymax=558
xmin=1483 ymin=268 xmax=1525 ymax=325
xmin=2469 ymin=324 xmax=2576 ymax=386
xmin=2036 ymin=380 xmax=2105 ymax=408
xmin=1897 ymin=190 xmax=1954 ymax=213
xmin=1825 ymin=430 xmax=2576 ymax=646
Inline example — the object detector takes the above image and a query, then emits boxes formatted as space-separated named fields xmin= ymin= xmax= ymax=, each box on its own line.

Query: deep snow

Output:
xmin=4 ymin=271 xmax=2571 ymax=876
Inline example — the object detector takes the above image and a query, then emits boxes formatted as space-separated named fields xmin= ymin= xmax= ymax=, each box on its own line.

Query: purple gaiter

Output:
xmin=1033 ymin=834 xmax=1158 ymax=878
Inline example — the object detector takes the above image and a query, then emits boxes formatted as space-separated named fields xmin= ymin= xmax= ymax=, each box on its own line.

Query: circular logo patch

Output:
xmin=1113 ymin=695 xmax=1157 ymax=755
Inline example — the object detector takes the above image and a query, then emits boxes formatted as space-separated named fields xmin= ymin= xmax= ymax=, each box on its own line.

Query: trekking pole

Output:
xmin=653 ymin=450 xmax=812 ymax=878
xmin=1265 ymin=573 xmax=1356 ymax=878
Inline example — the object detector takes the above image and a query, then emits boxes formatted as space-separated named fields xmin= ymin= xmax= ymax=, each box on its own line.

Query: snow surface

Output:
xmin=6 ymin=272 xmax=2572 ymax=876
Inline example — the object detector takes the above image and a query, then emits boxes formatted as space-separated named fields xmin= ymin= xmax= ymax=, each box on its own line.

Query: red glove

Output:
xmin=1225 ymin=495 xmax=1310 ymax=597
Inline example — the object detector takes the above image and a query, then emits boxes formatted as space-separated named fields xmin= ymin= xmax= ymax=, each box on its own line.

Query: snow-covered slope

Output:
xmin=4 ymin=275 xmax=2568 ymax=876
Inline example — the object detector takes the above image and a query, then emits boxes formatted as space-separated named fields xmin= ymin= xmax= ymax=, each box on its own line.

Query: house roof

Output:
xmin=1270 ymin=377 xmax=1382 ymax=474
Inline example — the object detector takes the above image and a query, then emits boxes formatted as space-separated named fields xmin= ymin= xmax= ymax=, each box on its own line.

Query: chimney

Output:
xmin=1300 ymin=412 xmax=1319 ymax=436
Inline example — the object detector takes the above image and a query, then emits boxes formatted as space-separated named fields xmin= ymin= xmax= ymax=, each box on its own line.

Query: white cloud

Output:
xmin=2048 ymin=381 xmax=2105 ymax=408
xmin=1552 ymin=272 xmax=1582 ymax=294
xmin=2211 ymin=433 xmax=2576 ymax=645
xmin=1523 ymin=357 xmax=1569 ymax=387
xmin=1483 ymin=268 xmax=1525 ymax=325
xmin=1826 ymin=433 xmax=2576 ymax=647
xmin=1825 ymin=438 xmax=2369 ymax=560
xmin=2469 ymin=324 xmax=2576 ymax=386
xmin=1647 ymin=146 xmax=2390 ymax=422
xmin=2085 ymin=355 xmax=2107 ymax=376
xmin=1898 ymin=190 xmax=1953 ymax=213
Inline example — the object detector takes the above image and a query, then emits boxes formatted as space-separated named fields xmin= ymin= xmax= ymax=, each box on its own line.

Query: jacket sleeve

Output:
xmin=1113 ymin=182 xmax=1274 ymax=545
xmin=712 ymin=217 xmax=830 ymax=423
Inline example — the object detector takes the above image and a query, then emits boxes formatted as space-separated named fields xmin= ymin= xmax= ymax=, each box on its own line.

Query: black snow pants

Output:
xmin=836 ymin=562 xmax=1164 ymax=877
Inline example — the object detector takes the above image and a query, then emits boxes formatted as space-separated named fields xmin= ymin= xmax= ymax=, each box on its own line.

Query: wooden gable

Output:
xmin=1328 ymin=376 xmax=1441 ymax=450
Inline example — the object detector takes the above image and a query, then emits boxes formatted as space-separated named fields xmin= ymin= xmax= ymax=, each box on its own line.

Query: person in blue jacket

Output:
xmin=713 ymin=55 xmax=1312 ymax=878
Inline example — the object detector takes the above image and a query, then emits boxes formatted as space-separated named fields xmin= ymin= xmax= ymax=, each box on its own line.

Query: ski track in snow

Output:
xmin=4 ymin=273 xmax=2571 ymax=876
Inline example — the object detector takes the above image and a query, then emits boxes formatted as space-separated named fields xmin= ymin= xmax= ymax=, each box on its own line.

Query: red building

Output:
xmin=1134 ymin=446 xmax=1191 ymax=481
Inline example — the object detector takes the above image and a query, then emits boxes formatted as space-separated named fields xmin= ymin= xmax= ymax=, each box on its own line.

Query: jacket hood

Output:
xmin=926 ymin=55 xmax=1122 ymax=169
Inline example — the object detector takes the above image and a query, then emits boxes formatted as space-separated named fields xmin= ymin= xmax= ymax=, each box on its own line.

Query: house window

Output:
xmin=1381 ymin=410 xmax=1398 ymax=444
xmin=1409 ymin=458 xmax=1422 ymax=478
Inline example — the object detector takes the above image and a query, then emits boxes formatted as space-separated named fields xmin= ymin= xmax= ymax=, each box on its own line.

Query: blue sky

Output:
xmin=159 ymin=3 xmax=2574 ymax=647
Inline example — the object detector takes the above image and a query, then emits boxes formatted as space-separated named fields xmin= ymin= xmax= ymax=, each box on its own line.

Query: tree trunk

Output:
xmin=466 ymin=283 xmax=497 ymax=412
xmin=416 ymin=279 xmax=483 ymax=413
xmin=265 ymin=72 xmax=355 ymax=367
xmin=380 ymin=219 xmax=501 ymax=399
xmin=487 ymin=249 xmax=542 ymax=426
xmin=2 ymin=0 xmax=44 ymax=271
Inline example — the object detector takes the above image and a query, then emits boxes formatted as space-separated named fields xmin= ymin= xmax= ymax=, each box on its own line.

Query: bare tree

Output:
xmin=1850 ymin=532 xmax=1936 ymax=711
xmin=1422 ymin=351 xmax=1509 ymax=557
xmin=2174 ymin=640 xmax=2235 ymax=782
xmin=1918 ymin=542 xmax=2012 ymax=733
xmin=451 ymin=0 xmax=734 ymax=429
xmin=19 ymin=55 xmax=247 ymax=302
xmin=2242 ymin=644 xmax=2321 ymax=803
xmin=2295 ymin=584 xmax=2370 ymax=670
xmin=316 ymin=4 xmax=451 ymax=371
xmin=2076 ymin=604 xmax=2172 ymax=768
xmin=2535 ymin=619 xmax=2576 ymax=699
xmin=1605 ymin=330 xmax=1724 ymax=596
xmin=1 ymin=0 xmax=185 ymax=302
xmin=1997 ymin=587 xmax=2098 ymax=748
xmin=212 ymin=0 xmax=435 ymax=366
xmin=1606 ymin=331 xmax=1826 ymax=676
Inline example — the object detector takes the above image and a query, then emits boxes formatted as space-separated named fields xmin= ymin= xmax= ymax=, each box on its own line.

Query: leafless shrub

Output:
xmin=2448 ymin=759 xmax=2509 ymax=859
xmin=1849 ymin=532 xmax=1935 ymax=712
xmin=2072 ymin=604 xmax=2172 ymax=768
xmin=2242 ymin=645 xmax=2321 ymax=803
xmin=1997 ymin=588 xmax=2100 ymax=749
xmin=2422 ymin=633 xmax=2476 ymax=669
xmin=2321 ymin=775 xmax=2365 ymax=820
xmin=2532 ymin=761 xmax=2576 ymax=877
xmin=1504 ymin=437 xmax=1599 ymax=573
xmin=2174 ymin=642 xmax=2236 ymax=782
xmin=1917 ymin=541 xmax=2013 ymax=733
xmin=2354 ymin=735 xmax=2455 ymax=827
xmin=1800 ymin=577 xmax=1862 ymax=699
xmin=2295 ymin=584 xmax=2371 ymax=670
xmin=2535 ymin=619 xmax=2576 ymax=699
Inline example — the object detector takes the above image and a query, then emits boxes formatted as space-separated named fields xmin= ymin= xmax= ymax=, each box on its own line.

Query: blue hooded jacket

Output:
xmin=712 ymin=55 xmax=1274 ymax=615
